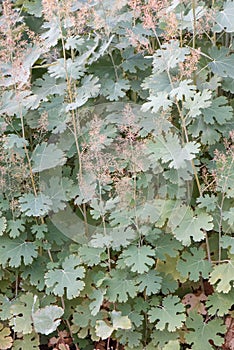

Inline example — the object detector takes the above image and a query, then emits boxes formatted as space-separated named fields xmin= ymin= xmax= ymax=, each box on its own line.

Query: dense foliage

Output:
xmin=0 ymin=0 xmax=234 ymax=349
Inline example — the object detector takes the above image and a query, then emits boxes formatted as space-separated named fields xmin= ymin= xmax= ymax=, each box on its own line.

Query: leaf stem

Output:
xmin=56 ymin=2 xmax=89 ymax=237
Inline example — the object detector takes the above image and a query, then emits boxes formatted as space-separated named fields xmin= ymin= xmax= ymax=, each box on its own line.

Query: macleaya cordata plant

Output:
xmin=0 ymin=0 xmax=234 ymax=349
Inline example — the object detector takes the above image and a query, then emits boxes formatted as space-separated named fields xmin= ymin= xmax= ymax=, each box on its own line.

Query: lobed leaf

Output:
xmin=148 ymin=296 xmax=186 ymax=332
xmin=209 ymin=259 xmax=234 ymax=293
xmin=45 ymin=255 xmax=85 ymax=299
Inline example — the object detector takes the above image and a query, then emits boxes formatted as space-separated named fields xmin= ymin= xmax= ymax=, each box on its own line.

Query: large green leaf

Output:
xmin=209 ymin=259 xmax=234 ymax=293
xmin=206 ymin=290 xmax=234 ymax=316
xmin=31 ymin=74 xmax=66 ymax=109
xmin=41 ymin=19 xmax=60 ymax=47
xmin=105 ymin=270 xmax=138 ymax=302
xmin=118 ymin=245 xmax=155 ymax=274
xmin=136 ymin=270 xmax=162 ymax=296
xmin=150 ymin=329 xmax=179 ymax=349
xmin=0 ymin=236 xmax=38 ymax=267
xmin=121 ymin=47 xmax=150 ymax=73
xmin=185 ymin=312 xmax=226 ymax=350
xmin=154 ymin=234 xmax=183 ymax=261
xmin=19 ymin=193 xmax=52 ymax=217
xmin=141 ymin=92 xmax=173 ymax=113
xmin=12 ymin=333 xmax=40 ymax=350
xmin=45 ymin=255 xmax=85 ymax=299
xmin=201 ymin=96 xmax=233 ymax=125
xmin=168 ymin=206 xmax=213 ymax=245
xmin=9 ymin=293 xmax=39 ymax=334
xmin=102 ymin=79 xmax=130 ymax=101
xmin=148 ymin=296 xmax=186 ymax=332
xmin=146 ymin=134 xmax=199 ymax=169
xmin=40 ymin=176 xmax=74 ymax=213
xmin=176 ymin=247 xmax=212 ymax=282
xmin=79 ymin=246 xmax=105 ymax=267
xmin=209 ymin=47 xmax=234 ymax=79
xmin=31 ymin=143 xmax=66 ymax=172
xmin=214 ymin=1 xmax=234 ymax=32
xmin=152 ymin=40 xmax=189 ymax=73
xmin=22 ymin=0 xmax=43 ymax=16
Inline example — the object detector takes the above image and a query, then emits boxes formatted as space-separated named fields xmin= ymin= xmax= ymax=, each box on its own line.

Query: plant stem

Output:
xmin=57 ymin=2 xmax=89 ymax=236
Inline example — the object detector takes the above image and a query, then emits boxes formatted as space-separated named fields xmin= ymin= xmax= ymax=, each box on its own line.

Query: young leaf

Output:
xmin=148 ymin=296 xmax=186 ymax=332
xmin=31 ymin=74 xmax=66 ymax=109
xmin=197 ymin=194 xmax=217 ymax=212
xmin=111 ymin=311 xmax=132 ymax=330
xmin=0 ymin=215 xmax=6 ymax=236
xmin=32 ymin=305 xmax=64 ymax=335
xmin=31 ymin=223 xmax=48 ymax=240
xmin=185 ymin=312 xmax=226 ymax=350
xmin=221 ymin=236 xmax=234 ymax=254
xmin=4 ymin=134 xmax=28 ymax=149
xmin=0 ymin=323 xmax=13 ymax=350
xmin=176 ymin=247 xmax=212 ymax=282
xmin=209 ymin=259 xmax=234 ymax=293
xmin=95 ymin=320 xmax=114 ymax=340
xmin=45 ymin=255 xmax=85 ymax=299
xmin=66 ymin=75 xmax=100 ymax=110
xmin=7 ymin=219 xmax=25 ymax=238
xmin=223 ymin=208 xmax=234 ymax=228
xmin=89 ymin=289 xmax=106 ymax=316
xmin=31 ymin=143 xmax=66 ymax=172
